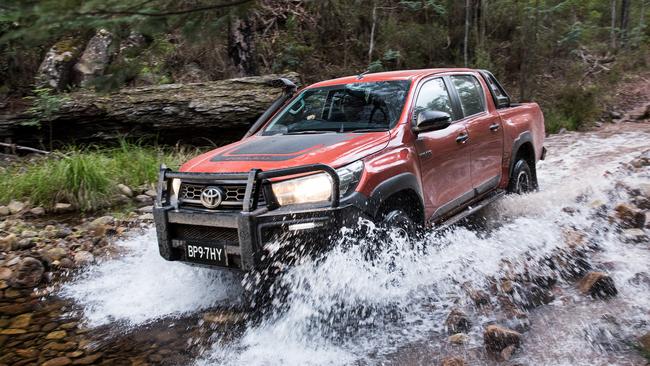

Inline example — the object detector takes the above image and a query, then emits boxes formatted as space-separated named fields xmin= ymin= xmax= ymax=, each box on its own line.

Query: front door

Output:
xmin=450 ymin=74 xmax=504 ymax=194
xmin=412 ymin=77 xmax=474 ymax=220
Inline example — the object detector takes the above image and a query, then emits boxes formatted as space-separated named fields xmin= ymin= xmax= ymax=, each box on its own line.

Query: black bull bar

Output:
xmin=154 ymin=163 xmax=345 ymax=270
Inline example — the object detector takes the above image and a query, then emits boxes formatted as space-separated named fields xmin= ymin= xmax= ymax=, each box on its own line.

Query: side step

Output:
xmin=436 ymin=190 xmax=506 ymax=230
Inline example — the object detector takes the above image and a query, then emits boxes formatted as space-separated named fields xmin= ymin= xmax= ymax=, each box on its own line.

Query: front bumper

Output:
xmin=153 ymin=164 xmax=366 ymax=271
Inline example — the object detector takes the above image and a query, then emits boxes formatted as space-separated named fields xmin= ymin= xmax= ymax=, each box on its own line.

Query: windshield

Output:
xmin=262 ymin=80 xmax=411 ymax=135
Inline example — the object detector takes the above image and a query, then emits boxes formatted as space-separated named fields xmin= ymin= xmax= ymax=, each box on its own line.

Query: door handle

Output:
xmin=489 ymin=123 xmax=500 ymax=131
xmin=456 ymin=133 xmax=469 ymax=144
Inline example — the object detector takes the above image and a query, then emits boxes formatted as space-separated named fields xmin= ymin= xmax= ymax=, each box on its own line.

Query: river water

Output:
xmin=59 ymin=121 xmax=650 ymax=365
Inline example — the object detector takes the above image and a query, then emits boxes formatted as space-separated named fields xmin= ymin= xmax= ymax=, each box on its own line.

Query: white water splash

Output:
xmin=60 ymin=228 xmax=243 ymax=327
xmin=61 ymin=123 xmax=650 ymax=365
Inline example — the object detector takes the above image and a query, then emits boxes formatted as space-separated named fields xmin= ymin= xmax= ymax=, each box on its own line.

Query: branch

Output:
xmin=79 ymin=0 xmax=252 ymax=18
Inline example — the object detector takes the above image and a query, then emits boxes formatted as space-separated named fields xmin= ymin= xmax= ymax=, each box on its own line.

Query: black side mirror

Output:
xmin=495 ymin=95 xmax=510 ymax=109
xmin=413 ymin=110 xmax=452 ymax=133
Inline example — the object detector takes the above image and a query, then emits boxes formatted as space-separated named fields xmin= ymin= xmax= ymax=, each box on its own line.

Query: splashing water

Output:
xmin=60 ymin=228 xmax=242 ymax=327
xmin=61 ymin=123 xmax=650 ymax=365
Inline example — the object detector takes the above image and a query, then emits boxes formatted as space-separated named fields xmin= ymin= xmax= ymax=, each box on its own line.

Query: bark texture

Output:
xmin=0 ymin=73 xmax=300 ymax=147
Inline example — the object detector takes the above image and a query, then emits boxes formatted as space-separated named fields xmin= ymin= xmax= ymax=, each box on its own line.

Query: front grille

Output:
xmin=171 ymin=224 xmax=239 ymax=243
xmin=179 ymin=183 xmax=265 ymax=210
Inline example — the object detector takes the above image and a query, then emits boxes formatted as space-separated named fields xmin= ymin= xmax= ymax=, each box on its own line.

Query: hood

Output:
xmin=180 ymin=132 xmax=390 ymax=173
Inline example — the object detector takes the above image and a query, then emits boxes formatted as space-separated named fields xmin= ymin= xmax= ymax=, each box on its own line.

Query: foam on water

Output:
xmin=60 ymin=228 xmax=242 ymax=327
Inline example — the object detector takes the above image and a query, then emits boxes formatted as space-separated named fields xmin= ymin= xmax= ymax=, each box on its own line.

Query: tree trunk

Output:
xmin=619 ymin=0 xmax=631 ymax=46
xmin=228 ymin=16 xmax=258 ymax=76
xmin=0 ymin=73 xmax=300 ymax=147
xmin=368 ymin=1 xmax=377 ymax=65
xmin=610 ymin=0 xmax=617 ymax=49
xmin=464 ymin=0 xmax=471 ymax=67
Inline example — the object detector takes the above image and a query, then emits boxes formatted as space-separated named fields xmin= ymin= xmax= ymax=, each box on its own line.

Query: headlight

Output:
xmin=336 ymin=160 xmax=364 ymax=196
xmin=271 ymin=161 xmax=364 ymax=206
xmin=272 ymin=173 xmax=333 ymax=206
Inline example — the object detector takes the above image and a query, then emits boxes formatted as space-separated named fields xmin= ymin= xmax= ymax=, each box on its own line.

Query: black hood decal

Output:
xmin=210 ymin=134 xmax=356 ymax=162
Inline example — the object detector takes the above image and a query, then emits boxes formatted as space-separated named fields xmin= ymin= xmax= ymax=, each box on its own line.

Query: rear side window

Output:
xmin=451 ymin=75 xmax=485 ymax=117
xmin=414 ymin=78 xmax=454 ymax=119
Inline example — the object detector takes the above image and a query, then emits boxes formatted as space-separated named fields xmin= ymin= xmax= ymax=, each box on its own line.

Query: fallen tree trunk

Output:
xmin=0 ymin=73 xmax=300 ymax=147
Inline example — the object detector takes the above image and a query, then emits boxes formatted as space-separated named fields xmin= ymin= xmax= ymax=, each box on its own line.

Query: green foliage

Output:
xmin=0 ymin=141 xmax=197 ymax=211
xmin=23 ymin=87 xmax=70 ymax=127
xmin=545 ymin=85 xmax=601 ymax=133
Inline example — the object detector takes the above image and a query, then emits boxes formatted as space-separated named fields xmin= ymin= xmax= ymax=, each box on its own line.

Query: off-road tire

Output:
xmin=507 ymin=158 xmax=536 ymax=194
xmin=381 ymin=209 xmax=417 ymax=241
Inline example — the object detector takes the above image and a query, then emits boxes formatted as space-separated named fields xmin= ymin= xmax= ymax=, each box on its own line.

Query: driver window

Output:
xmin=414 ymin=78 xmax=454 ymax=119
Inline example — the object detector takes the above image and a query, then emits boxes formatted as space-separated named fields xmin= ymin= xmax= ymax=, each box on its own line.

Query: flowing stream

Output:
xmin=60 ymin=121 xmax=650 ymax=365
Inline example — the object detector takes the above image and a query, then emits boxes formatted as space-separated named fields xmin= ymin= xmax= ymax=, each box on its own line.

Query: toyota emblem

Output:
xmin=200 ymin=186 xmax=224 ymax=209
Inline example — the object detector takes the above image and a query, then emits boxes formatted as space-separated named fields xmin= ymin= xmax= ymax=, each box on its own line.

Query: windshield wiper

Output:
xmin=347 ymin=128 xmax=389 ymax=133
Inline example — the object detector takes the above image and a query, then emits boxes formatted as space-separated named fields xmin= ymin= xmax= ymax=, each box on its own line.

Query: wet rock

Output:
xmin=29 ymin=207 xmax=46 ymax=216
xmin=202 ymin=311 xmax=244 ymax=325
xmin=135 ymin=194 xmax=153 ymax=205
xmin=9 ymin=257 xmax=44 ymax=288
xmin=0 ymin=328 xmax=27 ymax=334
xmin=0 ymin=267 xmax=12 ymax=280
xmin=483 ymin=324 xmax=522 ymax=354
xmin=578 ymin=271 xmax=618 ymax=298
xmin=0 ymin=233 xmax=18 ymax=251
xmin=621 ymin=228 xmax=648 ymax=243
xmin=628 ymin=272 xmax=650 ymax=288
xmin=21 ymin=230 xmax=38 ymax=239
xmin=639 ymin=332 xmax=650 ymax=353
xmin=73 ymin=251 xmax=95 ymax=266
xmin=45 ymin=330 xmax=67 ymax=340
xmin=440 ymin=356 xmax=466 ymax=366
xmin=136 ymin=205 xmax=153 ymax=214
xmin=90 ymin=215 xmax=114 ymax=227
xmin=15 ymin=348 xmax=39 ymax=358
xmin=511 ymin=283 xmax=555 ymax=309
xmin=445 ymin=309 xmax=471 ymax=334
xmin=9 ymin=313 xmax=32 ymax=328
xmin=614 ymin=203 xmax=646 ymax=229
xmin=117 ymin=184 xmax=133 ymax=198
xmin=73 ymin=353 xmax=102 ymax=365
xmin=0 ymin=206 xmax=10 ymax=216
xmin=8 ymin=200 xmax=26 ymax=214
xmin=114 ymin=194 xmax=131 ymax=205
xmin=46 ymin=247 xmax=68 ymax=261
xmin=42 ymin=356 xmax=72 ymax=366
xmin=448 ymin=333 xmax=468 ymax=344
xmin=500 ymin=344 xmax=516 ymax=361
xmin=53 ymin=203 xmax=73 ymax=213
xmin=73 ymin=29 xmax=113 ymax=85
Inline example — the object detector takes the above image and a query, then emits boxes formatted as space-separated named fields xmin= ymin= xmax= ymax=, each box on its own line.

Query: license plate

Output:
xmin=184 ymin=242 xmax=228 ymax=266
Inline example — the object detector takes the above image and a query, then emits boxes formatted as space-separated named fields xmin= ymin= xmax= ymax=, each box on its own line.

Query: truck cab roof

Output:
xmin=308 ymin=68 xmax=476 ymax=88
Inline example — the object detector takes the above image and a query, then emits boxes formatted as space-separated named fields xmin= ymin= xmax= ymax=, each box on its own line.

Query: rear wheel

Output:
xmin=507 ymin=158 xmax=535 ymax=194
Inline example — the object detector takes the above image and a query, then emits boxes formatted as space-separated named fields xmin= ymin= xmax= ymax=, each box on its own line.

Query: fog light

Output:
xmin=288 ymin=222 xmax=324 ymax=231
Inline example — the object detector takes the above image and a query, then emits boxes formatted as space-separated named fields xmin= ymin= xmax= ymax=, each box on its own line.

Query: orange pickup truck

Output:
xmin=154 ymin=68 xmax=546 ymax=270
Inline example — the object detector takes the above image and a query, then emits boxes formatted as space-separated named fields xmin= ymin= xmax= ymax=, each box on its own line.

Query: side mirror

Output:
xmin=495 ymin=95 xmax=510 ymax=109
xmin=413 ymin=110 xmax=452 ymax=133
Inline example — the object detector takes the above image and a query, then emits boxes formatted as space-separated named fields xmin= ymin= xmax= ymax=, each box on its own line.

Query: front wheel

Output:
xmin=380 ymin=209 xmax=417 ymax=242
xmin=507 ymin=158 xmax=536 ymax=194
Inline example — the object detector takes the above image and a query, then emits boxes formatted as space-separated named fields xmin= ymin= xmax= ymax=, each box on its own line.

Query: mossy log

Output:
xmin=0 ymin=73 xmax=300 ymax=147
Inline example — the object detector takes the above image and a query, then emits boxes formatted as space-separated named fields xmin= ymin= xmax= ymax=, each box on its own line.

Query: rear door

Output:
xmin=449 ymin=74 xmax=504 ymax=195
xmin=412 ymin=77 xmax=474 ymax=219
